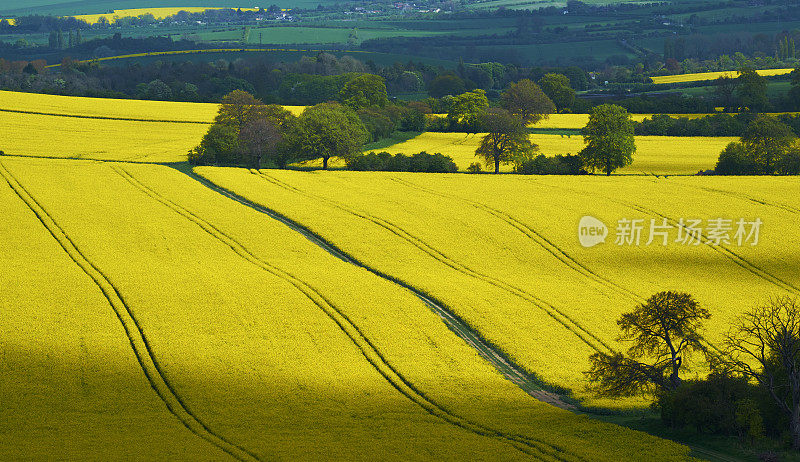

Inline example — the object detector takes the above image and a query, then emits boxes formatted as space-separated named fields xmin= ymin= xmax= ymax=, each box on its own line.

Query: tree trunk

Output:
xmin=792 ymin=406 xmax=800 ymax=450
xmin=494 ymin=157 xmax=500 ymax=174
xmin=323 ymin=156 xmax=329 ymax=170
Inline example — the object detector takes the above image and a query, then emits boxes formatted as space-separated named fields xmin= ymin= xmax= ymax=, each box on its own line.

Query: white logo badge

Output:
xmin=578 ymin=216 xmax=608 ymax=248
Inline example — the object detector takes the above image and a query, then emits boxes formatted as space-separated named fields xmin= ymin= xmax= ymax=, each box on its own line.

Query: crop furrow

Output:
xmin=389 ymin=177 xmax=642 ymax=303
xmin=256 ymin=171 xmax=612 ymax=354
xmin=0 ymin=161 xmax=259 ymax=462
xmin=626 ymin=202 xmax=800 ymax=296
xmin=116 ymin=166 xmax=581 ymax=462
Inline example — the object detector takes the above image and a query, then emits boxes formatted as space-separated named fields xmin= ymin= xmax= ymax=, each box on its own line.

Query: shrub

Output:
xmin=517 ymin=154 xmax=586 ymax=175
xmin=346 ymin=151 xmax=457 ymax=173
xmin=467 ymin=162 xmax=483 ymax=173
xmin=715 ymin=142 xmax=758 ymax=175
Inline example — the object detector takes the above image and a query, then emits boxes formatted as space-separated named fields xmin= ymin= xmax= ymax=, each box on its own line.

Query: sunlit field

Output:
xmin=0 ymin=157 xmax=693 ymax=460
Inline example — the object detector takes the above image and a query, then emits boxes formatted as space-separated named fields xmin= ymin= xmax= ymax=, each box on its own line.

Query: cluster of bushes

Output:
xmin=714 ymin=115 xmax=800 ymax=175
xmin=346 ymin=151 xmax=458 ymax=173
xmin=516 ymin=154 xmax=586 ymax=175
xmin=658 ymin=371 xmax=781 ymax=442
xmin=636 ymin=113 xmax=800 ymax=137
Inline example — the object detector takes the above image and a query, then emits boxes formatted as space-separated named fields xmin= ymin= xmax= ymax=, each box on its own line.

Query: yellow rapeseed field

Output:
xmin=197 ymin=168 xmax=800 ymax=408
xmin=0 ymin=90 xmax=304 ymax=121
xmin=534 ymin=113 xmax=711 ymax=129
xmin=651 ymin=68 xmax=795 ymax=84
xmin=0 ymin=156 xmax=692 ymax=460
xmin=380 ymin=132 xmax=735 ymax=174
xmin=0 ymin=110 xmax=207 ymax=162
xmin=73 ymin=7 xmax=259 ymax=24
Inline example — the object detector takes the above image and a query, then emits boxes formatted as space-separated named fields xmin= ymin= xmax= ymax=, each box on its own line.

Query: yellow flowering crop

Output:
xmin=380 ymin=131 xmax=734 ymax=174
xmin=73 ymin=7 xmax=260 ymax=24
xmin=0 ymin=157 xmax=692 ymax=460
xmin=651 ymin=68 xmax=795 ymax=84
xmin=197 ymin=167 xmax=799 ymax=410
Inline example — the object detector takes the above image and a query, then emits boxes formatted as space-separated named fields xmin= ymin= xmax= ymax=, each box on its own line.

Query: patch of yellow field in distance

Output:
xmin=651 ymin=68 xmax=795 ymax=84
xmin=0 ymin=90 xmax=304 ymax=122
xmin=73 ymin=7 xmax=259 ymax=24
xmin=0 ymin=111 xmax=207 ymax=162
xmin=380 ymin=132 xmax=734 ymax=174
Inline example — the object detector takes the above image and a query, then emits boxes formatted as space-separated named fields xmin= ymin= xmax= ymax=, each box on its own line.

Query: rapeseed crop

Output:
xmin=197 ymin=167 xmax=799 ymax=409
xmin=0 ymin=157 xmax=693 ymax=460
xmin=651 ymin=68 xmax=795 ymax=84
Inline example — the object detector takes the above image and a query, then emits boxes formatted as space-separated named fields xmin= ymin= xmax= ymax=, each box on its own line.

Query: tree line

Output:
xmin=587 ymin=291 xmax=800 ymax=452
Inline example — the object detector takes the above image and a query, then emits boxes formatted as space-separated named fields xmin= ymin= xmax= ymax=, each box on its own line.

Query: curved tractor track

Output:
xmin=0 ymin=161 xmax=261 ymax=462
xmin=253 ymin=170 xmax=613 ymax=355
xmin=177 ymin=168 xmax=582 ymax=407
xmin=120 ymin=166 xmax=581 ymax=461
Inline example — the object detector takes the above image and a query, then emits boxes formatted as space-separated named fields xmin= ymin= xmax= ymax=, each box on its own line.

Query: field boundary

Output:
xmin=0 ymin=107 xmax=212 ymax=124
xmin=0 ymin=161 xmax=260 ymax=462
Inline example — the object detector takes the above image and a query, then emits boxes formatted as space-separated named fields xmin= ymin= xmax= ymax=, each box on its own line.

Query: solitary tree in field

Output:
xmin=500 ymin=79 xmax=556 ymax=125
xmin=475 ymin=108 xmax=536 ymax=174
xmin=475 ymin=108 xmax=538 ymax=173
xmin=723 ymin=297 xmax=800 ymax=450
xmin=714 ymin=76 xmax=738 ymax=112
xmin=215 ymin=90 xmax=292 ymax=131
xmin=579 ymin=104 xmax=635 ymax=175
xmin=586 ymin=291 xmax=710 ymax=397
xmin=741 ymin=115 xmax=798 ymax=174
xmin=286 ymin=102 xmax=369 ymax=169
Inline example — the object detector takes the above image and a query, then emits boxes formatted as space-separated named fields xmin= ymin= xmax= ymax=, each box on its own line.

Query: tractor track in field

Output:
xmin=671 ymin=181 xmax=800 ymax=216
xmin=536 ymin=178 xmax=800 ymax=297
xmin=253 ymin=170 xmax=613 ymax=355
xmin=116 ymin=166 xmax=581 ymax=462
xmin=0 ymin=161 xmax=261 ymax=462
xmin=388 ymin=177 xmax=643 ymax=304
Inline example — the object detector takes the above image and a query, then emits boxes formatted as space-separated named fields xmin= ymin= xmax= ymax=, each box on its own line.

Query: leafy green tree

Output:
xmin=214 ymin=90 xmax=291 ymax=130
xmin=579 ymin=104 xmax=636 ymax=175
xmin=189 ymin=123 xmax=239 ymax=165
xmin=447 ymin=89 xmax=489 ymax=132
xmin=736 ymin=67 xmax=769 ymax=113
xmin=586 ymin=291 xmax=710 ymax=397
xmin=537 ymin=73 xmax=575 ymax=111
xmin=339 ymin=74 xmax=388 ymax=110
xmin=715 ymin=142 xmax=756 ymax=175
xmin=287 ymin=102 xmax=369 ymax=169
xmin=427 ymin=74 xmax=466 ymax=98
xmin=741 ymin=115 xmax=797 ymax=174
xmin=500 ymin=79 xmax=556 ymax=125
xmin=714 ymin=76 xmax=738 ymax=113
xmin=474 ymin=108 xmax=536 ymax=174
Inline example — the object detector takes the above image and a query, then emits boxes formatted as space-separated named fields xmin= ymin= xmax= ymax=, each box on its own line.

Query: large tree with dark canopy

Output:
xmin=579 ymin=104 xmax=636 ymax=175
xmin=586 ymin=291 xmax=711 ymax=397
xmin=286 ymin=102 xmax=369 ymax=169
